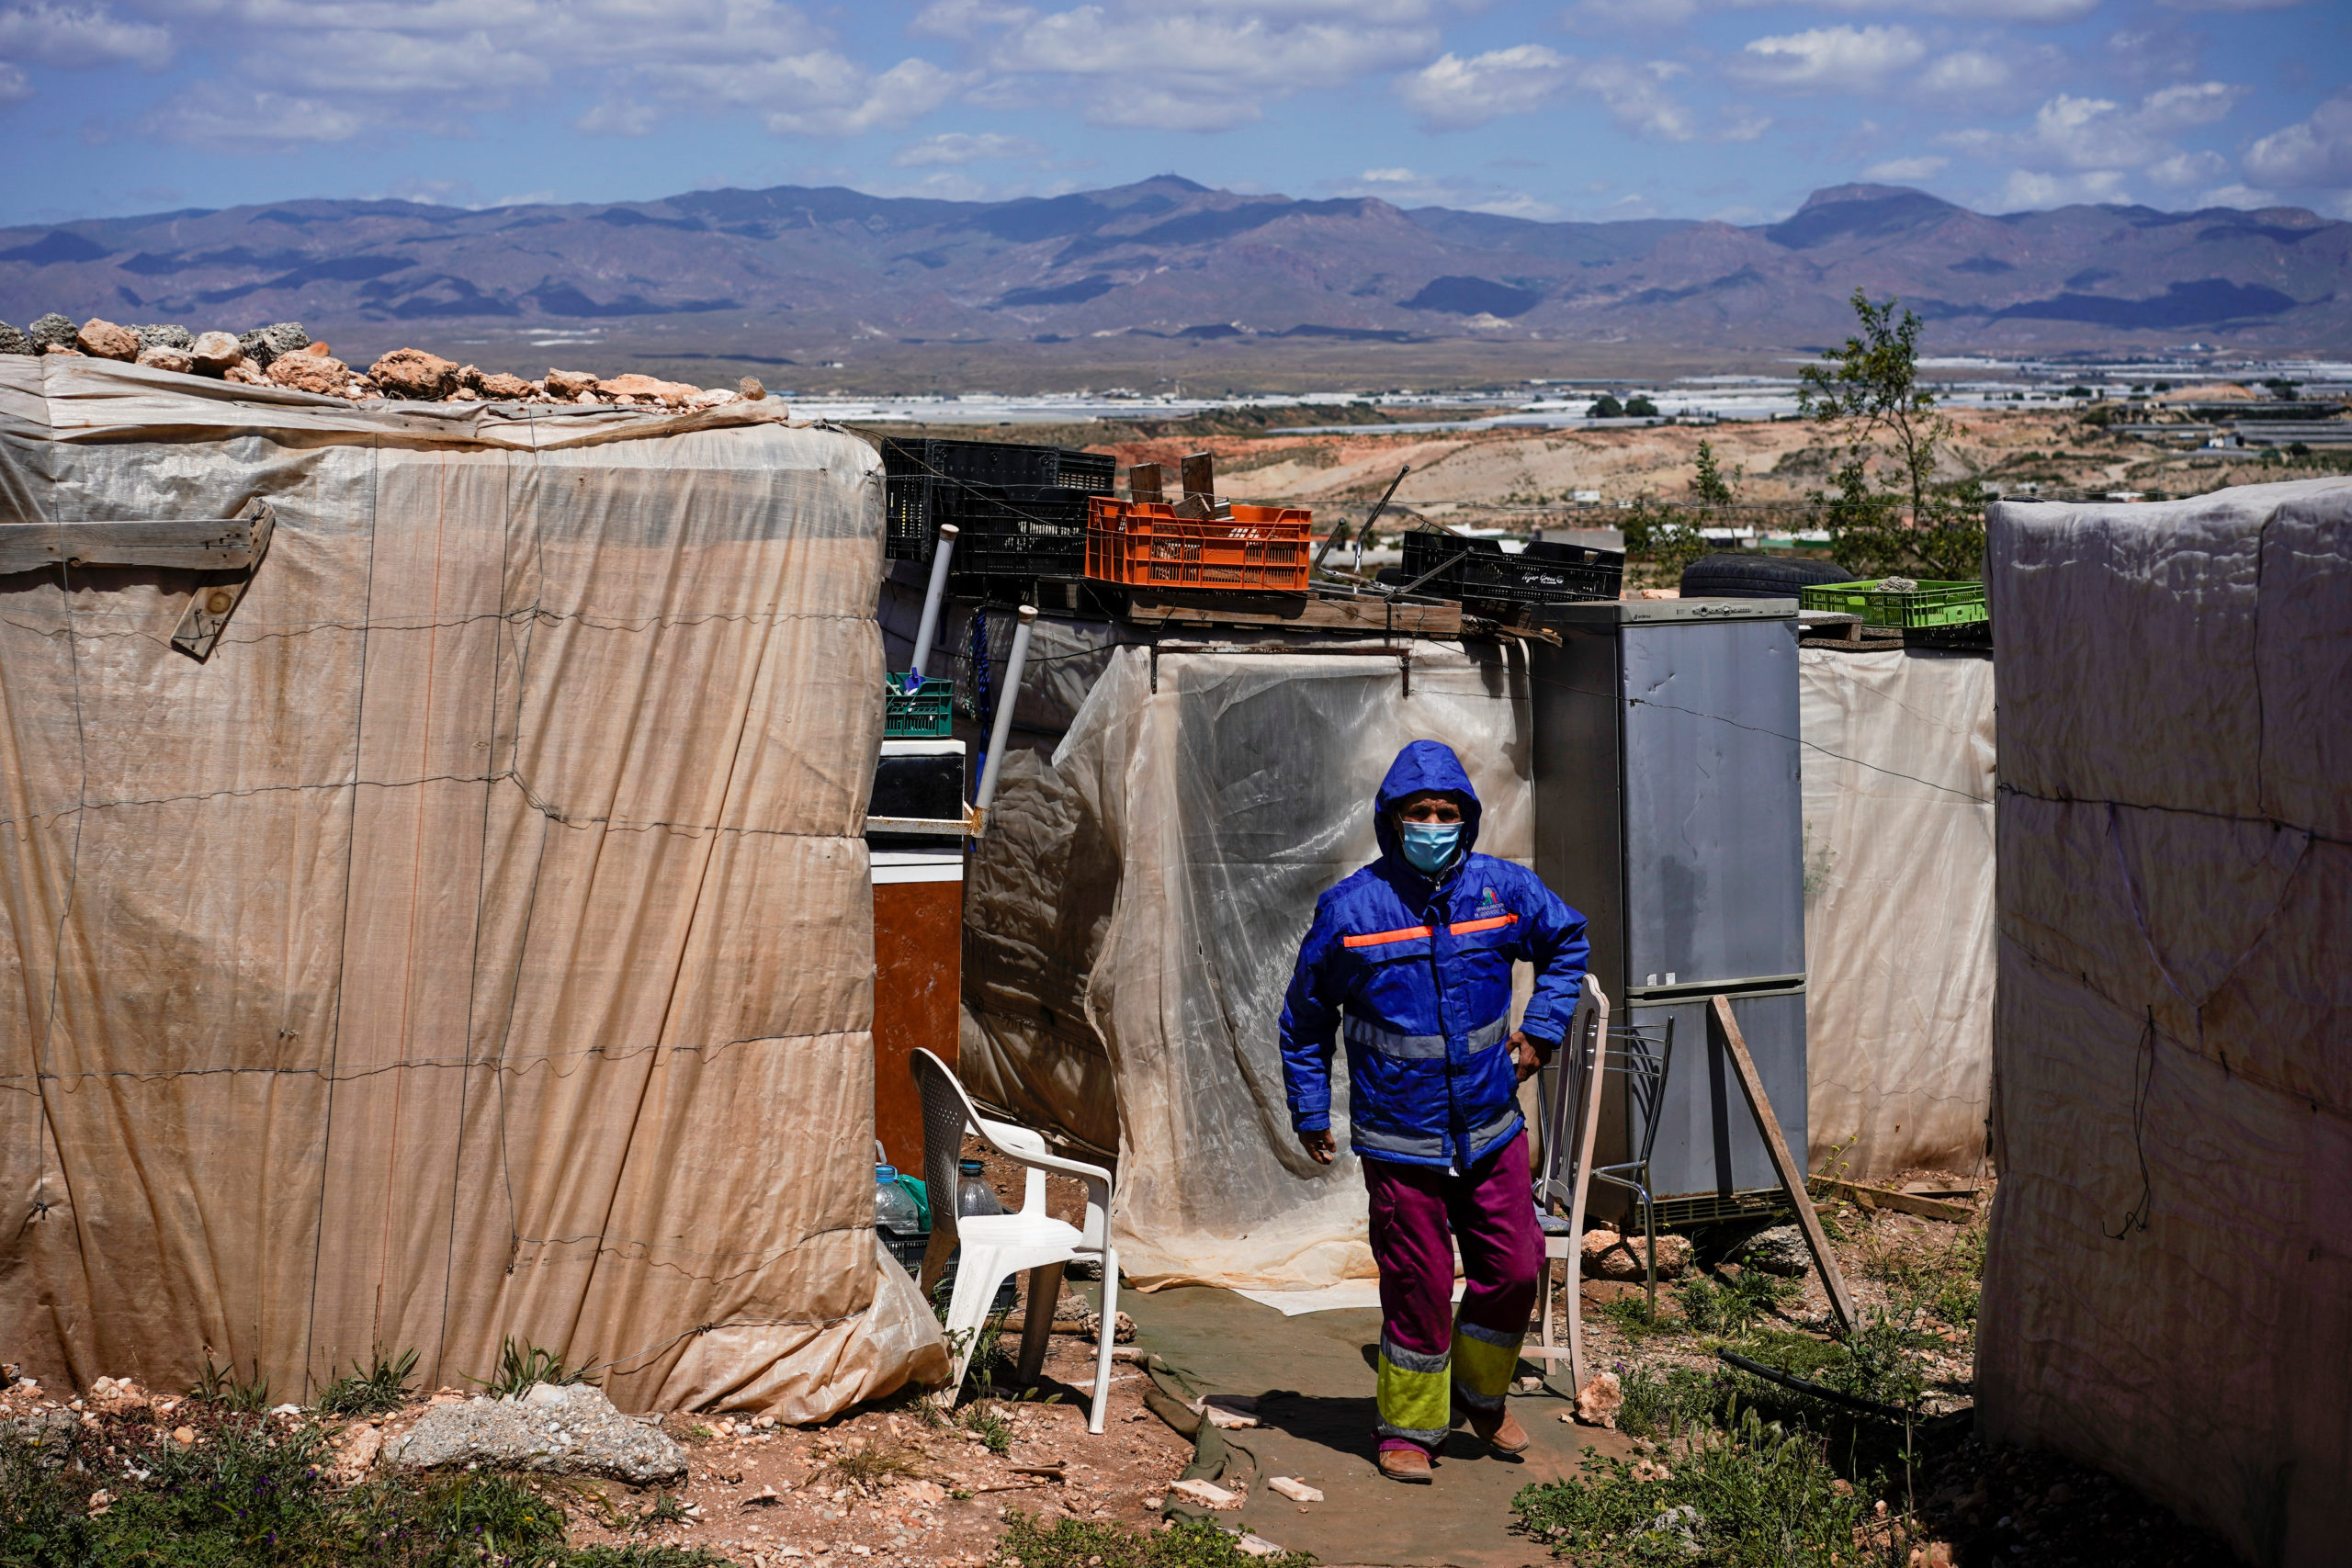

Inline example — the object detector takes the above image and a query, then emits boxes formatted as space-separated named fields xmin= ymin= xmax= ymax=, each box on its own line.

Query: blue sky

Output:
xmin=3 ymin=0 xmax=2346 ymax=226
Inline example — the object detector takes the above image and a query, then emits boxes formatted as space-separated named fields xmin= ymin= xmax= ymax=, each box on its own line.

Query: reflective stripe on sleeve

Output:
xmin=1449 ymin=914 xmax=1518 ymax=935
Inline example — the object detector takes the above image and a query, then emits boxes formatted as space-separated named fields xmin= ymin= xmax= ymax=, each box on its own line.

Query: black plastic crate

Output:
xmin=882 ymin=438 xmax=1114 ymax=561
xmin=945 ymin=484 xmax=1090 ymax=581
xmin=1903 ymin=619 xmax=1993 ymax=652
xmin=1402 ymin=533 xmax=1624 ymax=605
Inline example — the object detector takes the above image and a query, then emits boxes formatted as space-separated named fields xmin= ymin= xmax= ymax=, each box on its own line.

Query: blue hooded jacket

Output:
xmin=1278 ymin=740 xmax=1589 ymax=1170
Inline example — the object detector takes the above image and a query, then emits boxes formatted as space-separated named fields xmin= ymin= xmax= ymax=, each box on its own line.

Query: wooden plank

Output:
xmin=1122 ymin=590 xmax=1461 ymax=637
xmin=172 ymin=502 xmax=276 ymax=662
xmin=1130 ymin=462 xmax=1165 ymax=504
xmin=1807 ymin=1176 xmax=1974 ymax=1224
xmin=1710 ymin=994 xmax=1859 ymax=1333
xmin=1180 ymin=451 xmax=1215 ymax=504
xmin=0 ymin=515 xmax=263 ymax=576
xmin=1562 ymin=984 xmax=1611 ymax=1394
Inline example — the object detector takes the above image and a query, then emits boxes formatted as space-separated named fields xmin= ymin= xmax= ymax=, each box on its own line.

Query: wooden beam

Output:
xmin=0 ymin=513 xmax=266 ymax=576
xmin=1128 ymin=462 xmax=1165 ymax=504
xmin=1807 ymin=1177 xmax=1974 ymax=1224
xmin=171 ymin=502 xmax=276 ymax=662
xmin=1710 ymin=994 xmax=1859 ymax=1333
xmin=1563 ymin=985 xmax=1611 ymax=1394
xmin=1122 ymin=589 xmax=1461 ymax=638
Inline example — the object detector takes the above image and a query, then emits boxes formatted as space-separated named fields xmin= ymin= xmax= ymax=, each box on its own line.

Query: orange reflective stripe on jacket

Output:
xmin=1341 ymin=912 xmax=1516 ymax=948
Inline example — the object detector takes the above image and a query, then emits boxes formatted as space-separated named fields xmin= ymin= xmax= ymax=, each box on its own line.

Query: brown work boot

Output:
xmin=1466 ymin=1404 xmax=1531 ymax=1454
xmin=1376 ymin=1446 xmax=1434 ymax=1483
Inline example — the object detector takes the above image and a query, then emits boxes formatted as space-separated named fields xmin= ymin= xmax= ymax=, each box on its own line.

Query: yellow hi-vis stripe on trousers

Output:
xmin=1451 ymin=1319 xmax=1521 ymax=1413
xmin=1375 ymin=1337 xmax=1452 ymax=1444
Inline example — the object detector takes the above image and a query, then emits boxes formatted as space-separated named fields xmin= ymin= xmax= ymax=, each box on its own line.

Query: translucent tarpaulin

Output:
xmin=1978 ymin=479 xmax=2351 ymax=1565
xmin=0 ymin=357 xmax=947 ymax=1416
xmin=963 ymin=643 xmax=1538 ymax=1290
xmin=1797 ymin=647 xmax=1996 ymax=1179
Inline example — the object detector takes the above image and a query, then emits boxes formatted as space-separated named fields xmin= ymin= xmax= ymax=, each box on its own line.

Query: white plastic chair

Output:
xmin=908 ymin=1047 xmax=1121 ymax=1434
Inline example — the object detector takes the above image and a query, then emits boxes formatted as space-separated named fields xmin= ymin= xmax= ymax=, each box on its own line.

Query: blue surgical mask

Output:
xmin=1398 ymin=820 xmax=1463 ymax=875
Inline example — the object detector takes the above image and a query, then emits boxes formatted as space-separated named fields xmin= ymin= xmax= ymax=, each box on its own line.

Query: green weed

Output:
xmin=1595 ymin=1294 xmax=1679 ymax=1341
xmin=469 ymin=1336 xmax=597 ymax=1400
xmin=1676 ymin=1270 xmax=1796 ymax=1337
xmin=962 ymin=1402 xmax=1014 ymax=1455
xmin=633 ymin=1490 xmax=693 ymax=1532
xmin=1514 ymin=1406 xmax=1903 ymax=1567
xmin=315 ymin=1347 xmax=418 ymax=1417
xmin=187 ymin=1351 xmax=272 ymax=1413
xmin=829 ymin=1438 xmax=922 ymax=1490
xmin=990 ymin=1510 xmax=1317 ymax=1566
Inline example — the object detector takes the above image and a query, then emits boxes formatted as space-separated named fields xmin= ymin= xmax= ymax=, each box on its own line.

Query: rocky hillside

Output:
xmin=4 ymin=178 xmax=2344 ymax=376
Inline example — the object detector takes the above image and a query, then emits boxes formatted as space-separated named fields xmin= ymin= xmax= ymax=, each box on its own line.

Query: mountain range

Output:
xmin=4 ymin=176 xmax=2346 ymax=386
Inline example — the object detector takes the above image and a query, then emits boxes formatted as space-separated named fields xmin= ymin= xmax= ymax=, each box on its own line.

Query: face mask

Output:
xmin=1399 ymin=820 xmax=1463 ymax=875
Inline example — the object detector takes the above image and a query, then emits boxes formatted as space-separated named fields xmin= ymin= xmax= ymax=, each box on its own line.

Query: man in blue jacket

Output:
xmin=1279 ymin=740 xmax=1589 ymax=1483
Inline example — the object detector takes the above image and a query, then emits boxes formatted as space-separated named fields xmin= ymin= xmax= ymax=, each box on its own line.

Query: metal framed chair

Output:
xmin=1589 ymin=1017 xmax=1676 ymax=1314
xmin=908 ymin=1047 xmax=1120 ymax=1434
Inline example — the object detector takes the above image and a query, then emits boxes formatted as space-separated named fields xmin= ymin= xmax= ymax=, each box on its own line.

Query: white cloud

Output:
xmin=2157 ymin=0 xmax=2311 ymax=10
xmin=916 ymin=0 xmax=1436 ymax=131
xmin=1713 ymin=0 xmax=2098 ymax=17
xmin=2146 ymin=149 xmax=2227 ymax=188
xmin=892 ymin=130 xmax=1046 ymax=166
xmin=1863 ymin=154 xmax=1949 ymax=181
xmin=0 ymin=59 xmax=27 ymax=104
xmin=140 ymin=82 xmax=367 ymax=148
xmin=1996 ymin=168 xmax=2132 ymax=208
xmin=1396 ymin=46 xmax=1695 ymax=140
xmin=0 ymin=3 xmax=172 ymax=70
xmin=1330 ymin=165 xmax=1563 ymax=219
xmin=2244 ymin=91 xmax=2352 ymax=191
xmin=1919 ymin=51 xmax=2008 ymax=95
xmin=2193 ymin=182 xmax=2278 ymax=209
xmin=2006 ymin=83 xmax=2239 ymax=171
xmin=1730 ymin=26 xmax=1926 ymax=94
xmin=1398 ymin=46 xmax=1577 ymax=132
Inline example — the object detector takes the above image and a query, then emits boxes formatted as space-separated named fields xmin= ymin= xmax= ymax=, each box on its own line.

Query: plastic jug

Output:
xmin=876 ymin=1164 xmax=922 ymax=1235
xmin=956 ymin=1157 xmax=1005 ymax=1218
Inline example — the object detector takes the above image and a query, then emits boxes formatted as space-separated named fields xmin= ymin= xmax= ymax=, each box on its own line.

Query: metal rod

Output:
xmin=971 ymin=604 xmax=1037 ymax=829
xmin=906 ymin=525 xmax=958 ymax=691
xmin=1314 ymin=463 xmax=1409 ymax=575
xmin=1387 ymin=545 xmax=1471 ymax=601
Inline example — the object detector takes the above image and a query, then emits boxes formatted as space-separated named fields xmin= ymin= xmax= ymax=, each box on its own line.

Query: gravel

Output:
xmin=381 ymin=1382 xmax=688 ymax=1485
xmin=0 ymin=321 xmax=30 ymax=356
xmin=27 ymin=313 xmax=75 ymax=351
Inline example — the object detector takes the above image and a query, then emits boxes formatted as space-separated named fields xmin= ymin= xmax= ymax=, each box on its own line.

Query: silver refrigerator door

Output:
xmin=1618 ymin=616 xmax=1807 ymax=1203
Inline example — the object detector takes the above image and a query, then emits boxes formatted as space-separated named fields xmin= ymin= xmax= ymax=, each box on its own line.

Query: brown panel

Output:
xmin=872 ymin=877 xmax=964 ymax=1168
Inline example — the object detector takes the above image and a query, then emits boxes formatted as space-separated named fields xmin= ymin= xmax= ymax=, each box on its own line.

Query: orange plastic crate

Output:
xmin=1085 ymin=498 xmax=1313 ymax=592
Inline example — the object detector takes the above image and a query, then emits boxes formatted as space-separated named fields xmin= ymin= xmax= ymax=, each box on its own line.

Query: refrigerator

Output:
xmin=1531 ymin=598 xmax=1807 ymax=1224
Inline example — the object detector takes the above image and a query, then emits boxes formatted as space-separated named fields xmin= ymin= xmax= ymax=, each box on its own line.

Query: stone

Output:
xmin=1581 ymin=1229 xmax=1692 ymax=1280
xmin=28 ymin=313 xmax=77 ymax=351
xmin=76 ymin=319 xmax=139 ymax=361
xmin=1573 ymin=1371 xmax=1623 ymax=1428
xmin=1236 ymin=1534 xmax=1284 ymax=1558
xmin=739 ymin=376 xmax=765 ymax=400
xmin=544 ymin=367 xmax=599 ymax=399
xmin=266 ymin=351 xmax=350 ymax=395
xmin=238 ymin=321 xmax=311 ymax=368
xmin=223 ymin=362 xmax=267 ymax=385
xmin=0 ymin=321 xmax=34 ymax=355
xmin=135 ymin=324 xmax=193 ymax=351
xmin=480 ymin=372 xmax=535 ymax=400
xmin=189 ymin=332 xmax=244 ymax=374
xmin=379 ymin=1382 xmax=686 ymax=1484
xmin=368 ymin=347 xmax=462 ymax=400
xmin=1266 ymin=1476 xmax=1322 ymax=1503
xmin=1166 ymin=1478 xmax=1240 ymax=1509
xmin=454 ymin=363 xmax=485 ymax=390
xmin=336 ymin=1422 xmax=384 ymax=1473
xmin=1737 ymin=1225 xmax=1809 ymax=1277
xmin=137 ymin=345 xmax=195 ymax=374
xmin=900 ymin=1480 xmax=945 ymax=1506
xmin=172 ymin=1426 xmax=196 ymax=1445
xmin=597 ymin=373 xmax=697 ymax=408
xmin=44 ymin=344 xmax=83 ymax=356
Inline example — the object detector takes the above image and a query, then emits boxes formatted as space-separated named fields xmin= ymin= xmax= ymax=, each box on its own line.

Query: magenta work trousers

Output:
xmin=1363 ymin=1129 xmax=1543 ymax=1454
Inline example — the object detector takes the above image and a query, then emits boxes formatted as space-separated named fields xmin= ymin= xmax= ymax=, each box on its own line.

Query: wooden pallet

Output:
xmin=1116 ymin=586 xmax=1462 ymax=638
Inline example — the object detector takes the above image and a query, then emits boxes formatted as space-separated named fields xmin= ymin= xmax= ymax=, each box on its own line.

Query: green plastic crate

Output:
xmin=883 ymin=672 xmax=952 ymax=738
xmin=1866 ymin=581 xmax=1987 ymax=628
xmin=1799 ymin=579 xmax=1986 ymax=627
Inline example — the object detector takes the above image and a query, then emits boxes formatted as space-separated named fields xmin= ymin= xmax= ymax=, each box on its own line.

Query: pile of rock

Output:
xmin=0 ymin=313 xmax=765 ymax=410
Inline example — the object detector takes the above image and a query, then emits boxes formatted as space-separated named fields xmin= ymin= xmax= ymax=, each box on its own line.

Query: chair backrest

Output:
xmin=1533 ymin=977 xmax=1606 ymax=1213
xmin=1615 ymin=1018 xmax=1676 ymax=1167
xmin=910 ymin=1048 xmax=975 ymax=1249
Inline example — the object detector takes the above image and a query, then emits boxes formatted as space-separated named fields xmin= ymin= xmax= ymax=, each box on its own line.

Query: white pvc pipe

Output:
xmin=971 ymin=604 xmax=1037 ymax=829
xmin=906 ymin=525 xmax=958 ymax=689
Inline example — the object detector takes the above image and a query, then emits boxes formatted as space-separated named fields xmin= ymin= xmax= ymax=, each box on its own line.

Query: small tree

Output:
xmin=1589 ymin=393 xmax=1624 ymax=419
xmin=1690 ymin=440 xmax=1736 ymax=505
xmin=1798 ymin=289 xmax=1984 ymax=579
xmin=1623 ymin=394 xmax=1659 ymax=418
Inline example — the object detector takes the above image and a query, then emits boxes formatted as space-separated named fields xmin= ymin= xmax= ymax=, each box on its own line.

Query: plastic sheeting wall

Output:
xmin=1797 ymin=648 xmax=1996 ymax=1180
xmin=965 ymin=644 xmax=1536 ymax=1290
xmin=0 ymin=359 xmax=946 ymax=1416
xmin=1978 ymin=479 xmax=2352 ymax=1567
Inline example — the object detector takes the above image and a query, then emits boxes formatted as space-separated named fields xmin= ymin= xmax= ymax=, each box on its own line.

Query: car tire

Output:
xmin=1679 ymin=552 xmax=1858 ymax=599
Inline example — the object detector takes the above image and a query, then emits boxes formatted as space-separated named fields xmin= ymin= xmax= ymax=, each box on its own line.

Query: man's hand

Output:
xmin=1510 ymin=1031 xmax=1552 ymax=1083
xmin=1299 ymin=1128 xmax=1337 ymax=1165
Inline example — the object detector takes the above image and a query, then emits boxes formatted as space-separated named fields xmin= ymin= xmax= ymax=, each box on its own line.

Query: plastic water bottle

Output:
xmin=876 ymin=1164 xmax=922 ymax=1237
xmin=956 ymin=1157 xmax=1005 ymax=1218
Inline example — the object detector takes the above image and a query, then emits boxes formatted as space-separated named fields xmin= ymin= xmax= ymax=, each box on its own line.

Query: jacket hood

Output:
xmin=1374 ymin=740 xmax=1482 ymax=870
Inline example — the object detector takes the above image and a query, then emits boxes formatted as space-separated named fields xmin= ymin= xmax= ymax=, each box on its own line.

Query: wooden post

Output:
xmin=1562 ymin=987 xmax=1610 ymax=1393
xmin=1710 ymin=994 xmax=1858 ymax=1333
xmin=1178 ymin=452 xmax=1216 ymax=519
xmin=1128 ymin=462 xmax=1165 ymax=504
